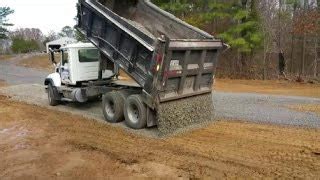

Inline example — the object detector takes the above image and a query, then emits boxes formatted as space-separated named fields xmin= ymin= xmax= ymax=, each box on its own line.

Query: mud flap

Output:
xmin=157 ymin=93 xmax=215 ymax=135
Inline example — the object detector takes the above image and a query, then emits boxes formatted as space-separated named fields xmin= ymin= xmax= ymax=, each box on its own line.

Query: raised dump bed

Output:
xmin=76 ymin=0 xmax=224 ymax=133
xmin=98 ymin=0 xmax=211 ymax=39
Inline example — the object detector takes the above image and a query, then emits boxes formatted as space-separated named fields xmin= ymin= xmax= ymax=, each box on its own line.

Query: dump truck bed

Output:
xmin=98 ymin=0 xmax=212 ymax=39
xmin=76 ymin=0 xmax=223 ymax=133
xmin=77 ymin=0 xmax=222 ymax=102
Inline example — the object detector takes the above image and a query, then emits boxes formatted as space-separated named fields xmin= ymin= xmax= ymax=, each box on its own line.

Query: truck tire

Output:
xmin=48 ymin=84 xmax=60 ymax=106
xmin=102 ymin=92 xmax=125 ymax=123
xmin=124 ymin=95 xmax=147 ymax=129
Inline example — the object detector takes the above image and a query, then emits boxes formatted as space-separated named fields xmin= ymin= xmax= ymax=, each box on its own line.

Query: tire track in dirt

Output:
xmin=1 ymin=96 xmax=320 ymax=178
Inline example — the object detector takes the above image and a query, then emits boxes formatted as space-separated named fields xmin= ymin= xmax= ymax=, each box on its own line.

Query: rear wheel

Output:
xmin=124 ymin=95 xmax=147 ymax=129
xmin=48 ymin=84 xmax=59 ymax=106
xmin=102 ymin=92 xmax=125 ymax=123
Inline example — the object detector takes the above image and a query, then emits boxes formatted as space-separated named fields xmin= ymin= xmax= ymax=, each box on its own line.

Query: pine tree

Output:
xmin=0 ymin=7 xmax=14 ymax=39
xmin=155 ymin=0 xmax=263 ymax=52
xmin=153 ymin=0 xmax=263 ymax=75
xmin=209 ymin=1 xmax=262 ymax=54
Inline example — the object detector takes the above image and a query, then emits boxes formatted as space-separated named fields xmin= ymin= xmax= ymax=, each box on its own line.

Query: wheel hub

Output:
xmin=105 ymin=100 xmax=115 ymax=118
xmin=128 ymin=103 xmax=139 ymax=124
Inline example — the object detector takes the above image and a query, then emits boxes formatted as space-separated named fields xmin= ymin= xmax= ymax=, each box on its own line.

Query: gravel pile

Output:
xmin=157 ymin=93 xmax=215 ymax=135
xmin=124 ymin=18 xmax=156 ymax=39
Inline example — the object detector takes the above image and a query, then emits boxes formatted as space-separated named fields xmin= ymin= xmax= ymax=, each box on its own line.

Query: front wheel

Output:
xmin=124 ymin=95 xmax=147 ymax=129
xmin=48 ymin=84 xmax=60 ymax=106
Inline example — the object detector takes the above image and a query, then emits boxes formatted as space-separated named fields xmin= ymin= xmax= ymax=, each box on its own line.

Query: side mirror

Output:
xmin=221 ymin=43 xmax=230 ymax=54
xmin=49 ymin=48 xmax=57 ymax=66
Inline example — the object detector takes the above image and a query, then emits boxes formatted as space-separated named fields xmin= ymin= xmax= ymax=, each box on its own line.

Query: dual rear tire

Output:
xmin=102 ymin=92 xmax=125 ymax=123
xmin=102 ymin=92 xmax=147 ymax=129
xmin=124 ymin=95 xmax=147 ymax=129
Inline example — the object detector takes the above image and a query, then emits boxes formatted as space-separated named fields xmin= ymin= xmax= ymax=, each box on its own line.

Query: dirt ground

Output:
xmin=0 ymin=55 xmax=15 ymax=61
xmin=288 ymin=104 xmax=320 ymax=116
xmin=0 ymin=80 xmax=7 ymax=87
xmin=1 ymin=96 xmax=320 ymax=179
xmin=16 ymin=54 xmax=131 ymax=79
xmin=215 ymin=79 xmax=320 ymax=98
xmin=17 ymin=54 xmax=54 ymax=72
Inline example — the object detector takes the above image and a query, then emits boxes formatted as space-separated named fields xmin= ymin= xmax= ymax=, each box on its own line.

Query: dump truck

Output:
xmin=45 ymin=0 xmax=224 ymax=134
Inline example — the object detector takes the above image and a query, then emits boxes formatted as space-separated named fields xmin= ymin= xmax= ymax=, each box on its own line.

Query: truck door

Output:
xmin=60 ymin=49 xmax=72 ymax=84
xmin=77 ymin=48 xmax=101 ymax=81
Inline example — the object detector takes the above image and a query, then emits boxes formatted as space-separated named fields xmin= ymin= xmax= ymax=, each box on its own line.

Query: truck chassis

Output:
xmin=45 ymin=76 xmax=157 ymax=128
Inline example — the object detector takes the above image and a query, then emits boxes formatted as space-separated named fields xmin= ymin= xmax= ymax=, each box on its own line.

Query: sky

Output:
xmin=0 ymin=0 xmax=78 ymax=35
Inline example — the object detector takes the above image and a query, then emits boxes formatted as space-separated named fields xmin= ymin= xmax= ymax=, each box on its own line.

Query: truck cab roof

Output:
xmin=62 ymin=42 xmax=96 ymax=49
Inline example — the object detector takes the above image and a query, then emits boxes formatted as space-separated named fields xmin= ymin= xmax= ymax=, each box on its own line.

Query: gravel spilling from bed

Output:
xmin=157 ymin=93 xmax=215 ymax=135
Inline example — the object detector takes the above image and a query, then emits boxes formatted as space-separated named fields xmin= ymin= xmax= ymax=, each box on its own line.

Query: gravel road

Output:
xmin=214 ymin=92 xmax=320 ymax=128
xmin=0 ymin=54 xmax=48 ymax=85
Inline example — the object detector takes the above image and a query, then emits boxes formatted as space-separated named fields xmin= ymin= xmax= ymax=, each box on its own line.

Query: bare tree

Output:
xmin=10 ymin=28 xmax=44 ymax=41
xmin=315 ymin=0 xmax=320 ymax=77
xmin=259 ymin=0 xmax=278 ymax=79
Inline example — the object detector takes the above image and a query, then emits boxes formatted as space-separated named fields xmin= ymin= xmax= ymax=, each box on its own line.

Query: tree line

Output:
xmin=1 ymin=1 xmax=319 ymax=79
xmin=153 ymin=0 xmax=320 ymax=79
xmin=0 ymin=7 xmax=84 ymax=54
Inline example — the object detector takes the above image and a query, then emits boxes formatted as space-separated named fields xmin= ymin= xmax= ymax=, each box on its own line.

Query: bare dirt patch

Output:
xmin=118 ymin=69 xmax=134 ymax=81
xmin=0 ymin=55 xmax=15 ymax=61
xmin=0 ymin=96 xmax=320 ymax=179
xmin=287 ymin=104 xmax=320 ymax=116
xmin=215 ymin=79 xmax=320 ymax=98
xmin=0 ymin=80 xmax=7 ymax=87
xmin=17 ymin=54 xmax=54 ymax=72
xmin=16 ymin=54 xmax=131 ymax=79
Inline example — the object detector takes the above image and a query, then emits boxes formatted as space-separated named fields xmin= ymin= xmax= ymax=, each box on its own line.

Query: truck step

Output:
xmin=61 ymin=98 xmax=74 ymax=102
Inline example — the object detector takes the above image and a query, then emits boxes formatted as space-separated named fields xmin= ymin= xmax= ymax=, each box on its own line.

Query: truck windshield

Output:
xmin=78 ymin=49 xmax=99 ymax=63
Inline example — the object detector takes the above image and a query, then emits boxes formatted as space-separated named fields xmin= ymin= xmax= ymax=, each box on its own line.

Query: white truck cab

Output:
xmin=45 ymin=43 xmax=116 ymax=104
xmin=44 ymin=42 xmax=148 ymax=129
xmin=51 ymin=43 xmax=112 ymax=86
